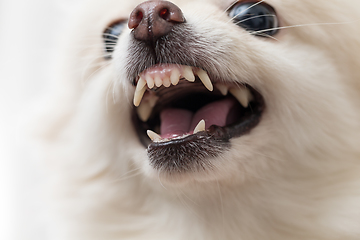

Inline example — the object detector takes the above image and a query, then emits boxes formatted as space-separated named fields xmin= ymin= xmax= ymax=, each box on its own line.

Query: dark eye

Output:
xmin=228 ymin=2 xmax=279 ymax=36
xmin=103 ymin=21 xmax=127 ymax=58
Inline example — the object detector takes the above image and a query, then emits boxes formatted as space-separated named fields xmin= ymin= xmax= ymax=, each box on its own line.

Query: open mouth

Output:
xmin=131 ymin=64 xmax=264 ymax=172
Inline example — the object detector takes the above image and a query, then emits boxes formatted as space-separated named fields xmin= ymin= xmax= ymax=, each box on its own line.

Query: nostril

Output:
xmin=129 ymin=0 xmax=185 ymax=41
xmin=128 ymin=10 xmax=144 ymax=29
xmin=136 ymin=11 xmax=143 ymax=22
xmin=159 ymin=8 xmax=170 ymax=21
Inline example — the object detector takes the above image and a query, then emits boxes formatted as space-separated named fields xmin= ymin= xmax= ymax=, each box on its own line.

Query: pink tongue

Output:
xmin=160 ymin=109 xmax=193 ymax=139
xmin=160 ymin=98 xmax=237 ymax=139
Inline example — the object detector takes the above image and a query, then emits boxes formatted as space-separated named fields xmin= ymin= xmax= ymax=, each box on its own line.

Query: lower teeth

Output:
xmin=147 ymin=119 xmax=206 ymax=142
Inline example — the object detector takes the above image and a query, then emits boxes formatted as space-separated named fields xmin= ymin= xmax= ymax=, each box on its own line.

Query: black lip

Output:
xmin=132 ymin=84 xmax=264 ymax=173
xmin=148 ymin=131 xmax=231 ymax=173
xmin=147 ymin=110 xmax=262 ymax=173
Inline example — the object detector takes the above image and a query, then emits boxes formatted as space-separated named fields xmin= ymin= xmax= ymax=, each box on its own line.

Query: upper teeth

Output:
xmin=196 ymin=69 xmax=213 ymax=91
xmin=215 ymin=83 xmax=229 ymax=96
xmin=134 ymin=64 xmax=254 ymax=123
xmin=170 ymin=68 xmax=180 ymax=85
xmin=133 ymin=65 xmax=213 ymax=107
xmin=136 ymin=93 xmax=158 ymax=122
xmin=229 ymin=86 xmax=253 ymax=108
xmin=133 ymin=77 xmax=147 ymax=106
xmin=182 ymin=66 xmax=196 ymax=82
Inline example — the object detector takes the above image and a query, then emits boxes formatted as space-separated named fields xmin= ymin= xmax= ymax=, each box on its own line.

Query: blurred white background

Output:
xmin=0 ymin=0 xmax=85 ymax=239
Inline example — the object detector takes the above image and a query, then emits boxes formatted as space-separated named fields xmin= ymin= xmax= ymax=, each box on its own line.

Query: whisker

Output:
xmin=103 ymin=53 xmax=113 ymax=59
xmin=59 ymin=58 xmax=106 ymax=80
xmin=234 ymin=14 xmax=276 ymax=26
xmin=177 ymin=187 xmax=199 ymax=206
xmin=108 ymin=167 xmax=143 ymax=183
xmin=103 ymin=43 xmax=118 ymax=46
xmin=157 ymin=171 xmax=168 ymax=190
xmin=227 ymin=0 xmax=266 ymax=23
xmin=111 ymin=78 xmax=118 ymax=105
xmin=72 ymin=43 xmax=112 ymax=48
xmin=81 ymin=58 xmax=112 ymax=85
xmin=219 ymin=0 xmax=239 ymax=19
xmin=103 ymin=33 xmax=120 ymax=39
xmin=217 ymin=180 xmax=226 ymax=240
xmin=104 ymin=26 xmax=123 ymax=32
xmin=110 ymin=172 xmax=142 ymax=183
xmin=105 ymin=83 xmax=113 ymax=114
xmin=253 ymin=32 xmax=280 ymax=41
xmin=250 ymin=20 xmax=360 ymax=35
xmin=103 ymin=39 xmax=118 ymax=42
xmin=174 ymin=190 xmax=206 ymax=222
xmin=109 ymin=54 xmax=123 ymax=104
xmin=224 ymin=0 xmax=239 ymax=13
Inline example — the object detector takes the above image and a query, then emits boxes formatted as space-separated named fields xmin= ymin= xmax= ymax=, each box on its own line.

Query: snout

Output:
xmin=128 ymin=0 xmax=185 ymax=42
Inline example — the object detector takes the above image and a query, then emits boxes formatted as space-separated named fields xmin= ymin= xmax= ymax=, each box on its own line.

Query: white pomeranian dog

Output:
xmin=43 ymin=0 xmax=360 ymax=239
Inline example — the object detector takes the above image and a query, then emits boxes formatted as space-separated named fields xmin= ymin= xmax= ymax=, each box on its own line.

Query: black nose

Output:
xmin=128 ymin=0 xmax=185 ymax=42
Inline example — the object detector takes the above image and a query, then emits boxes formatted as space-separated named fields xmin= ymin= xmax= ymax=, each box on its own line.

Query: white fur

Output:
xmin=43 ymin=0 xmax=360 ymax=239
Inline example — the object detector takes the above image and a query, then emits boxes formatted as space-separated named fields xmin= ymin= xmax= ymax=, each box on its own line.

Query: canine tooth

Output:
xmin=163 ymin=77 xmax=171 ymax=87
xmin=154 ymin=76 xmax=163 ymax=87
xmin=183 ymin=66 xmax=195 ymax=82
xmin=145 ymin=75 xmax=155 ymax=89
xmin=170 ymin=69 xmax=180 ymax=85
xmin=133 ymin=85 xmax=147 ymax=106
xmin=193 ymin=119 xmax=206 ymax=134
xmin=197 ymin=69 xmax=213 ymax=91
xmin=229 ymin=87 xmax=253 ymax=108
xmin=147 ymin=94 xmax=158 ymax=108
xmin=216 ymin=83 xmax=228 ymax=96
xmin=147 ymin=130 xmax=162 ymax=142
xmin=137 ymin=101 xmax=153 ymax=122
xmin=136 ymin=77 xmax=147 ymax=92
